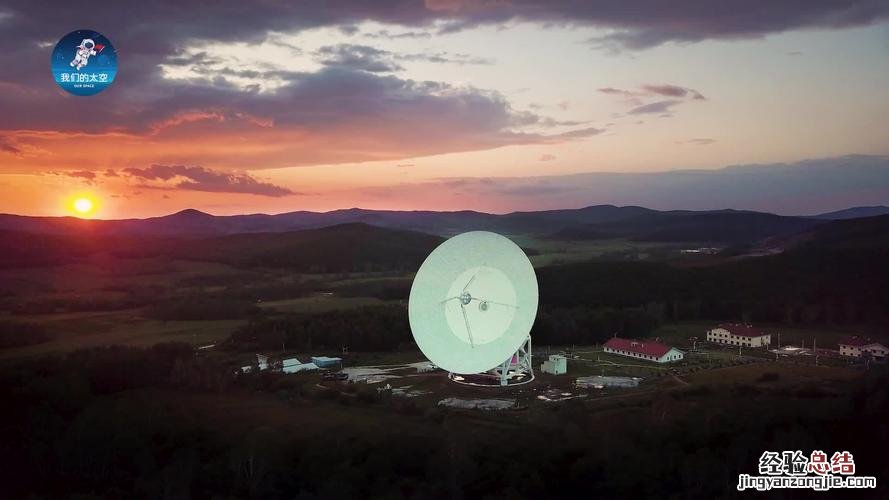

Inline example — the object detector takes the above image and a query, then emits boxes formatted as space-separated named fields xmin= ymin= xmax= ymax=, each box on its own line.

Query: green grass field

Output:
xmin=507 ymin=235 xmax=672 ymax=267
xmin=258 ymin=295 xmax=396 ymax=314
xmin=544 ymin=349 xmax=672 ymax=378
xmin=681 ymin=360 xmax=859 ymax=386
xmin=0 ymin=311 xmax=243 ymax=361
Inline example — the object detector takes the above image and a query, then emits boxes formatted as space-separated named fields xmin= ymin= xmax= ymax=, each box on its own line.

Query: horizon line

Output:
xmin=3 ymin=204 xmax=888 ymax=222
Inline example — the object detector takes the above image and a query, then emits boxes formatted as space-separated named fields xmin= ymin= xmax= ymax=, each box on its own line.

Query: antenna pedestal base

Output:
xmin=448 ymin=335 xmax=534 ymax=388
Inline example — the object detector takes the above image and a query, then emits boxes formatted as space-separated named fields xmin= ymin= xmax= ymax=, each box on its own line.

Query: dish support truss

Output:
xmin=446 ymin=335 xmax=534 ymax=387
xmin=494 ymin=335 xmax=534 ymax=386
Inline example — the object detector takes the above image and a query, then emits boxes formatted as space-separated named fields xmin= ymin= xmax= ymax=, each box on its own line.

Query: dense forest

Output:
xmin=0 ymin=223 xmax=442 ymax=272
xmin=2 ymin=344 xmax=887 ymax=498
xmin=538 ymin=247 xmax=889 ymax=327
xmin=223 ymin=242 xmax=889 ymax=355
xmin=229 ymin=306 xmax=415 ymax=352
xmin=550 ymin=210 xmax=820 ymax=243
xmin=227 ymin=304 xmax=662 ymax=353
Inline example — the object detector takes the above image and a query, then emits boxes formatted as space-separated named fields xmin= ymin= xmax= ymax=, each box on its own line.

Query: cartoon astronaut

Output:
xmin=70 ymin=38 xmax=100 ymax=70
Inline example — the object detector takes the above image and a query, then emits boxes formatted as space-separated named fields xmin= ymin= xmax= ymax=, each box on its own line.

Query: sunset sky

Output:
xmin=1 ymin=1 xmax=888 ymax=218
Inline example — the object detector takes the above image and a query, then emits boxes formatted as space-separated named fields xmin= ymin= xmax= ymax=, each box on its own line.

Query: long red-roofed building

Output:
xmin=707 ymin=323 xmax=771 ymax=347
xmin=603 ymin=337 xmax=684 ymax=363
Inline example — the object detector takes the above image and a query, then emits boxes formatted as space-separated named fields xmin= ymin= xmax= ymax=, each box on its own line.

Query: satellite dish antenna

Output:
xmin=409 ymin=231 xmax=538 ymax=386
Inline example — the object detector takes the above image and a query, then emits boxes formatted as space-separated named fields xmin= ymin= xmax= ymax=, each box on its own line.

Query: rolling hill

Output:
xmin=0 ymin=223 xmax=443 ymax=273
xmin=811 ymin=206 xmax=889 ymax=220
xmin=158 ymin=223 xmax=444 ymax=272
xmin=0 ymin=205 xmax=657 ymax=237
xmin=537 ymin=216 xmax=889 ymax=325
xmin=795 ymin=214 xmax=889 ymax=250
xmin=5 ymin=204 xmax=885 ymax=249
xmin=548 ymin=210 xmax=823 ymax=244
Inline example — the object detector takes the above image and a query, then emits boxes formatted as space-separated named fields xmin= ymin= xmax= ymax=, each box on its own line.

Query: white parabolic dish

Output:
xmin=408 ymin=231 xmax=539 ymax=374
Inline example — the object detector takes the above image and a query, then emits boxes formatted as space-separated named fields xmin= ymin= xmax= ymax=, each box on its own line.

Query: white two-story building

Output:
xmin=838 ymin=336 xmax=888 ymax=359
xmin=707 ymin=324 xmax=771 ymax=347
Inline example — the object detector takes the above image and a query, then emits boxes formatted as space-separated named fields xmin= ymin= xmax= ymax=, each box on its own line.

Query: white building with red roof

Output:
xmin=603 ymin=337 xmax=684 ymax=363
xmin=838 ymin=336 xmax=888 ymax=359
xmin=707 ymin=324 xmax=771 ymax=347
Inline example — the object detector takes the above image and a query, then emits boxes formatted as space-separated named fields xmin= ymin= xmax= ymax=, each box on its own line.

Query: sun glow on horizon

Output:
xmin=68 ymin=195 xmax=97 ymax=217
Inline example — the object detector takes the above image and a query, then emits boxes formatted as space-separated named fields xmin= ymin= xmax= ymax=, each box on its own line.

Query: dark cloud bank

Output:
xmin=375 ymin=155 xmax=889 ymax=215
xmin=0 ymin=1 xmax=877 ymax=210
xmin=0 ymin=0 xmax=885 ymax=165
xmin=51 ymin=164 xmax=296 ymax=197
xmin=120 ymin=165 xmax=296 ymax=197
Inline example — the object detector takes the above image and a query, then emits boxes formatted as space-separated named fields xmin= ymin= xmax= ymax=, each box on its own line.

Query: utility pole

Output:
xmin=777 ymin=332 xmax=781 ymax=349
xmin=814 ymin=338 xmax=818 ymax=366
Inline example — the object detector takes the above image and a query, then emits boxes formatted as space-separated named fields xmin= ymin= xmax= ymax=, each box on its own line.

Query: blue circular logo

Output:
xmin=51 ymin=30 xmax=118 ymax=96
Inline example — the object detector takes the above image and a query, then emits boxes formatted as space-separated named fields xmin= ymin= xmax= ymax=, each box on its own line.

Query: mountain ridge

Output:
xmin=0 ymin=204 xmax=784 ymax=236
xmin=811 ymin=206 xmax=889 ymax=220
xmin=2 ymin=203 xmax=882 ymax=245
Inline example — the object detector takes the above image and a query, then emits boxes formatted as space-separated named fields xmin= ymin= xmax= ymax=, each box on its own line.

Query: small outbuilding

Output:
xmin=311 ymin=356 xmax=343 ymax=368
xmin=541 ymin=354 xmax=567 ymax=375
xmin=283 ymin=359 xmax=319 ymax=374
xmin=281 ymin=357 xmax=301 ymax=368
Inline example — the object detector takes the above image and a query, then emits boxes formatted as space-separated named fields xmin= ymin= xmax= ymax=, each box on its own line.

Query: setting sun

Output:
xmin=71 ymin=196 xmax=96 ymax=216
